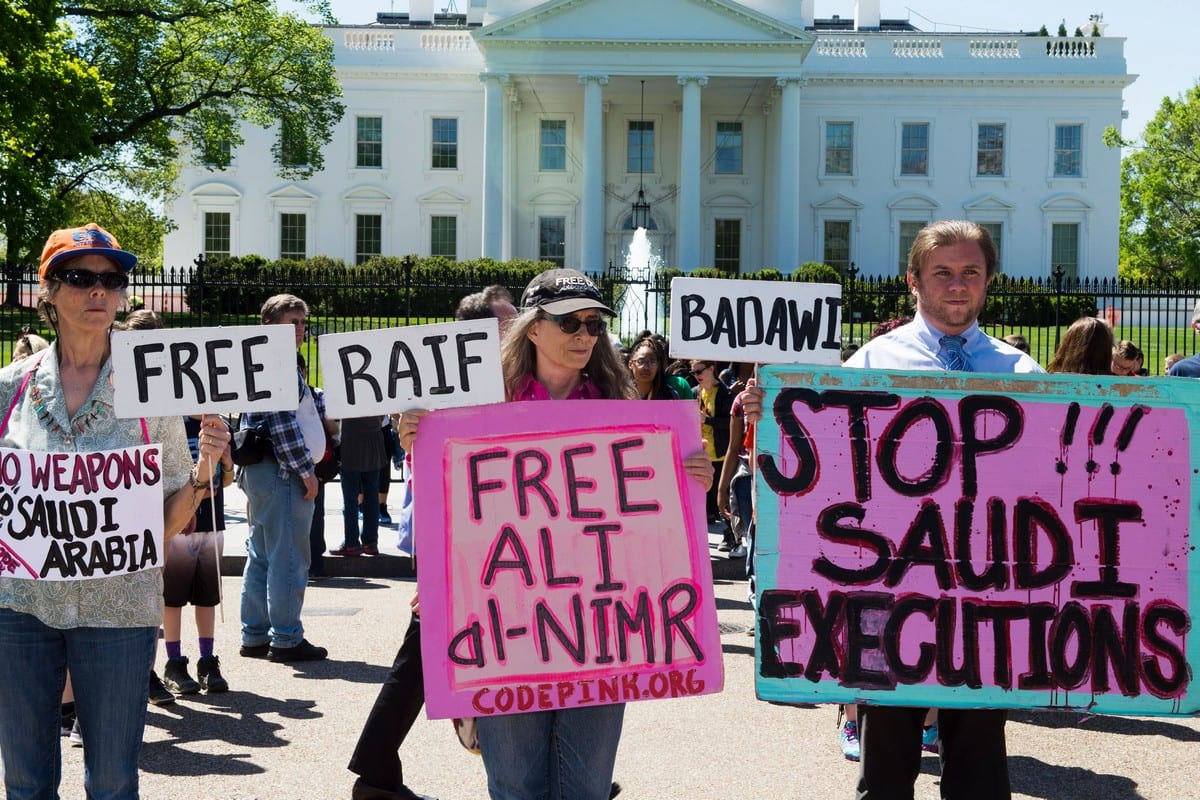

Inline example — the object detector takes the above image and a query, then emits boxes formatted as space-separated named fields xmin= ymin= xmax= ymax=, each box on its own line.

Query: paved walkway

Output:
xmin=53 ymin=571 xmax=1200 ymax=800
xmin=45 ymin=473 xmax=1200 ymax=799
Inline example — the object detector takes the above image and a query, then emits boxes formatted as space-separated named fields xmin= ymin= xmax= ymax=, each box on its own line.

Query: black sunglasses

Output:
xmin=55 ymin=268 xmax=129 ymax=291
xmin=543 ymin=313 xmax=606 ymax=337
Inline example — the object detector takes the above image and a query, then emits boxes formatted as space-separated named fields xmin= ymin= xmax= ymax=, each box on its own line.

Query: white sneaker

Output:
xmin=69 ymin=719 xmax=83 ymax=748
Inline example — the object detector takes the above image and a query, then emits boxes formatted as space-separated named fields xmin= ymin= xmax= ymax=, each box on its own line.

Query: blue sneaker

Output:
xmin=840 ymin=720 xmax=860 ymax=761
xmin=922 ymin=722 xmax=939 ymax=753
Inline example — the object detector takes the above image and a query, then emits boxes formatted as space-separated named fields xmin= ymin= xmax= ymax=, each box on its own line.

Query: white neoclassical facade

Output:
xmin=163 ymin=0 xmax=1134 ymax=280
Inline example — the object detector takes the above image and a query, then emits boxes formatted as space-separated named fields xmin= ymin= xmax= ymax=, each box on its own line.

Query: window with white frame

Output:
xmin=540 ymin=120 xmax=566 ymax=171
xmin=355 ymin=214 xmax=382 ymax=265
xmin=539 ymin=217 xmax=566 ymax=267
xmin=279 ymin=116 xmax=310 ymax=168
xmin=1051 ymin=222 xmax=1080 ymax=281
xmin=979 ymin=222 xmax=1003 ymax=272
xmin=279 ymin=213 xmax=306 ymax=261
xmin=204 ymin=212 xmax=231 ymax=260
xmin=715 ymin=122 xmax=743 ymax=175
xmin=900 ymin=123 xmax=929 ymax=176
xmin=431 ymin=216 xmax=457 ymax=260
xmin=976 ymin=123 xmax=1005 ymax=176
xmin=714 ymin=219 xmax=741 ymax=272
xmin=627 ymin=120 xmax=654 ymax=174
xmin=824 ymin=122 xmax=854 ymax=176
xmin=431 ymin=117 xmax=458 ymax=170
xmin=202 ymin=139 xmax=231 ymax=168
xmin=1054 ymin=124 xmax=1082 ymax=177
xmin=823 ymin=220 xmax=851 ymax=271
xmin=356 ymin=116 xmax=383 ymax=168
xmin=897 ymin=221 xmax=924 ymax=274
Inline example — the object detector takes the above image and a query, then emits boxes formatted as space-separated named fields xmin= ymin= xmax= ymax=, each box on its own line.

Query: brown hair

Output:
xmin=501 ymin=309 xmax=635 ymax=400
xmin=1047 ymin=317 xmax=1114 ymax=375
xmin=907 ymin=220 xmax=998 ymax=280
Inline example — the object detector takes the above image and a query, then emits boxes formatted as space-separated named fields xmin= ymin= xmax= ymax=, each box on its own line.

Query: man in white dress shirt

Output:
xmin=843 ymin=220 xmax=1043 ymax=800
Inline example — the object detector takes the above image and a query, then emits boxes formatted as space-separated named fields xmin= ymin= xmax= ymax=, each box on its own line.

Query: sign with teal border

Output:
xmin=754 ymin=365 xmax=1198 ymax=716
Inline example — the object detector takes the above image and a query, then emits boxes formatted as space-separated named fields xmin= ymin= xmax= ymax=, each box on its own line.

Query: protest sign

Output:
xmin=318 ymin=319 xmax=504 ymax=418
xmin=112 ymin=325 xmax=298 ymax=417
xmin=668 ymin=277 xmax=842 ymax=364
xmin=0 ymin=444 xmax=166 ymax=581
xmin=754 ymin=365 xmax=1199 ymax=716
xmin=415 ymin=399 xmax=722 ymax=719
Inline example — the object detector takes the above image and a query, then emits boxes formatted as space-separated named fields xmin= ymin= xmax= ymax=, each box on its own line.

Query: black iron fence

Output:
xmin=4 ymin=262 xmax=1200 ymax=376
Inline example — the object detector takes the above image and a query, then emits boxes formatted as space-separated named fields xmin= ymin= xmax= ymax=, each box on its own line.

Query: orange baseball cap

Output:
xmin=39 ymin=223 xmax=138 ymax=279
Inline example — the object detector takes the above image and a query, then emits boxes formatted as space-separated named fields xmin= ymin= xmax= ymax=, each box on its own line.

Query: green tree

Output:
xmin=1105 ymin=83 xmax=1200 ymax=280
xmin=0 ymin=0 xmax=343 ymax=300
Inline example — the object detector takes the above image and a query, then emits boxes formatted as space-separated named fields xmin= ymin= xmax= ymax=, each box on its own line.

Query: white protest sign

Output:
xmin=318 ymin=318 xmax=504 ymax=417
xmin=112 ymin=325 xmax=298 ymax=417
xmin=668 ymin=277 xmax=842 ymax=364
xmin=0 ymin=445 xmax=165 ymax=581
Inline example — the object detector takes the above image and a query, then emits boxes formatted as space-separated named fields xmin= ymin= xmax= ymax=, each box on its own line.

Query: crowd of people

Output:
xmin=1 ymin=218 xmax=1194 ymax=800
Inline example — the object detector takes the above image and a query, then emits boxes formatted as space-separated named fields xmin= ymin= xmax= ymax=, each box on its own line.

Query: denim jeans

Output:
xmin=475 ymin=704 xmax=624 ymax=800
xmin=341 ymin=469 xmax=380 ymax=547
xmin=240 ymin=460 xmax=315 ymax=648
xmin=0 ymin=609 xmax=155 ymax=800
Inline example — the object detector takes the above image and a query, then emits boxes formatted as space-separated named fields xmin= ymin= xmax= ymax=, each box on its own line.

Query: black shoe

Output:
xmin=378 ymin=507 xmax=393 ymax=525
xmin=148 ymin=671 xmax=176 ymax=706
xmin=268 ymin=638 xmax=328 ymax=662
xmin=240 ymin=643 xmax=270 ymax=659
xmin=197 ymin=655 xmax=229 ymax=693
xmin=162 ymin=656 xmax=202 ymax=695
xmin=351 ymin=778 xmax=438 ymax=800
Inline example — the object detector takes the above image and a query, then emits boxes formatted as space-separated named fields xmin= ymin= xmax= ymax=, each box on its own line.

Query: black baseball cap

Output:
xmin=520 ymin=268 xmax=615 ymax=317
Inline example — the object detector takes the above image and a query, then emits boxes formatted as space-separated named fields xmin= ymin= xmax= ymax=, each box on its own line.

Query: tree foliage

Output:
xmin=1106 ymin=82 xmax=1200 ymax=280
xmin=0 ymin=0 xmax=343 ymax=282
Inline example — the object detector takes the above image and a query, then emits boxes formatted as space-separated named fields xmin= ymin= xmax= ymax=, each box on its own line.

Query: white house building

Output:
xmin=163 ymin=0 xmax=1134 ymax=280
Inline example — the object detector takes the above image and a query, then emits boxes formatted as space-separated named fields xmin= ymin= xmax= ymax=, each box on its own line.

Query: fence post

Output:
xmin=193 ymin=253 xmax=207 ymax=327
xmin=1052 ymin=264 xmax=1065 ymax=351
xmin=402 ymin=255 xmax=414 ymax=327
xmin=844 ymin=261 xmax=858 ymax=345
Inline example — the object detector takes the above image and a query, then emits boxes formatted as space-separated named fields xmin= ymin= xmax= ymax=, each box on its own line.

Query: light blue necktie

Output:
xmin=939 ymin=335 xmax=972 ymax=372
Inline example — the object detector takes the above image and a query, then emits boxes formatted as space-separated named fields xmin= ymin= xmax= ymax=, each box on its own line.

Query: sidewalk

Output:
xmin=219 ymin=469 xmax=752 ymax=582
xmin=55 ymin=571 xmax=1200 ymax=800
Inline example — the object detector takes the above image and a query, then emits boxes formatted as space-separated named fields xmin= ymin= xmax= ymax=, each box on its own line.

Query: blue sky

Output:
xmin=283 ymin=0 xmax=1198 ymax=143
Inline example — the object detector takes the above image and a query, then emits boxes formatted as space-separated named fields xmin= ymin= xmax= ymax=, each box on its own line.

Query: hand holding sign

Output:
xmin=111 ymin=325 xmax=298 ymax=417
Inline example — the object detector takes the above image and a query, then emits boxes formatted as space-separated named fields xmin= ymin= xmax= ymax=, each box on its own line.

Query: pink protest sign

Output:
xmin=415 ymin=399 xmax=723 ymax=720
xmin=755 ymin=366 xmax=1199 ymax=716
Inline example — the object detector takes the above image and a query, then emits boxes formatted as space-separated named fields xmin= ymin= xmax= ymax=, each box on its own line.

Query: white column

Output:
xmin=480 ymin=72 xmax=508 ymax=260
xmin=775 ymin=76 xmax=804 ymax=271
xmin=677 ymin=75 xmax=707 ymax=271
xmin=579 ymin=73 xmax=608 ymax=271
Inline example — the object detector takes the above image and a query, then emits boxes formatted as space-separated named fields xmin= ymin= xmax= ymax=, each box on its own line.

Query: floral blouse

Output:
xmin=0 ymin=342 xmax=191 ymax=628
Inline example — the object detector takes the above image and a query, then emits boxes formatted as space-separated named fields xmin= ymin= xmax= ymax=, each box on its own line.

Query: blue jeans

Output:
xmin=240 ymin=461 xmax=315 ymax=648
xmin=341 ymin=469 xmax=380 ymax=547
xmin=476 ymin=704 xmax=625 ymax=800
xmin=0 ymin=609 xmax=155 ymax=800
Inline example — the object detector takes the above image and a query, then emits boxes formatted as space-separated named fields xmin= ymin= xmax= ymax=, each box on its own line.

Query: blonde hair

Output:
xmin=501 ymin=309 xmax=635 ymax=400
xmin=908 ymin=220 xmax=998 ymax=280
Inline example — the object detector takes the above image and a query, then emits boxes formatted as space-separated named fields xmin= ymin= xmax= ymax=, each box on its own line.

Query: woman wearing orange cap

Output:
xmin=0 ymin=223 xmax=229 ymax=798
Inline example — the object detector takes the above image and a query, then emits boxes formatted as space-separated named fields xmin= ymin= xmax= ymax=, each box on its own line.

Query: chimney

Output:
xmin=801 ymin=0 xmax=815 ymax=27
xmin=467 ymin=0 xmax=485 ymax=25
xmin=410 ymin=0 xmax=434 ymax=26
xmin=855 ymin=0 xmax=880 ymax=30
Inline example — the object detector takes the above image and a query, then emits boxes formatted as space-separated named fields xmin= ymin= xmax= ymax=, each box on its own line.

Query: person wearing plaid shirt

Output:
xmin=237 ymin=294 xmax=329 ymax=663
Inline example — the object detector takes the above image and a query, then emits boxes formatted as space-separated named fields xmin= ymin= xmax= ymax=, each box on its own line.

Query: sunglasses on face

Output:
xmin=691 ymin=365 xmax=710 ymax=377
xmin=630 ymin=357 xmax=658 ymax=368
xmin=543 ymin=313 xmax=606 ymax=337
xmin=54 ymin=268 xmax=129 ymax=291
